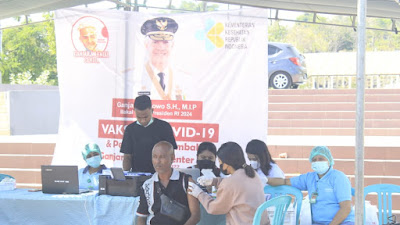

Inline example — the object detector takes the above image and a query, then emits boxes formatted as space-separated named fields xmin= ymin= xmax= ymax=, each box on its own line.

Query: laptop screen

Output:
xmin=175 ymin=168 xmax=201 ymax=182
xmin=41 ymin=165 xmax=80 ymax=194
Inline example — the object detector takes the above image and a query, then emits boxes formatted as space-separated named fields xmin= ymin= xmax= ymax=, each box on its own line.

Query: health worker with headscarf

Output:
xmin=268 ymin=146 xmax=354 ymax=225
xmin=78 ymin=143 xmax=107 ymax=190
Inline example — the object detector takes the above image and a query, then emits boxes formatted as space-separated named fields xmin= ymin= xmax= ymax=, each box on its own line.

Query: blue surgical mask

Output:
xmin=249 ymin=160 xmax=260 ymax=170
xmin=86 ymin=155 xmax=101 ymax=168
xmin=311 ymin=161 xmax=330 ymax=175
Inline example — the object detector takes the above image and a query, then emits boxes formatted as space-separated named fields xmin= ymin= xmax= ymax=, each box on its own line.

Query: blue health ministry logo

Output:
xmin=195 ymin=19 xmax=224 ymax=51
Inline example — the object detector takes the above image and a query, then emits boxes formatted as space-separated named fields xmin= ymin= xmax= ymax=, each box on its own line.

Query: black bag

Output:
xmin=155 ymin=179 xmax=190 ymax=223
xmin=385 ymin=215 xmax=400 ymax=225
xmin=159 ymin=193 xmax=190 ymax=222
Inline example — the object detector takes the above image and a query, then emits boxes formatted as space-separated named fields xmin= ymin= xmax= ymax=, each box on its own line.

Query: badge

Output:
xmin=310 ymin=191 xmax=318 ymax=204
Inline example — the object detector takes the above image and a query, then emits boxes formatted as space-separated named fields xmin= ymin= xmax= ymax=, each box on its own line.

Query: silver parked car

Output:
xmin=268 ymin=42 xmax=307 ymax=89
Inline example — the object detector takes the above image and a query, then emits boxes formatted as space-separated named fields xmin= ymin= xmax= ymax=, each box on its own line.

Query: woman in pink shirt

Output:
xmin=188 ymin=142 xmax=269 ymax=225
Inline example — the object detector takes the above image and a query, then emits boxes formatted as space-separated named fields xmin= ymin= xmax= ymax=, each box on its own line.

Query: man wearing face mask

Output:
xmin=120 ymin=95 xmax=177 ymax=173
xmin=268 ymin=146 xmax=354 ymax=225
xmin=78 ymin=143 xmax=107 ymax=190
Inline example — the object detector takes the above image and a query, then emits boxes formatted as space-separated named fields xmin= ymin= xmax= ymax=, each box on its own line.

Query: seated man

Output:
xmin=136 ymin=141 xmax=200 ymax=225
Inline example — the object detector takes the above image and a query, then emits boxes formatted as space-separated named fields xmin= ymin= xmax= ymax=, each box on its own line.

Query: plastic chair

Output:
xmin=264 ymin=185 xmax=303 ymax=225
xmin=0 ymin=174 xmax=14 ymax=181
xmin=364 ymin=184 xmax=400 ymax=225
xmin=253 ymin=195 xmax=292 ymax=225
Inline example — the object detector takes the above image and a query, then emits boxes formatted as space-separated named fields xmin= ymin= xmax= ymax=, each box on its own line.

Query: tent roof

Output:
xmin=0 ymin=0 xmax=100 ymax=20
xmin=1 ymin=0 xmax=400 ymax=20
xmin=202 ymin=0 xmax=400 ymax=20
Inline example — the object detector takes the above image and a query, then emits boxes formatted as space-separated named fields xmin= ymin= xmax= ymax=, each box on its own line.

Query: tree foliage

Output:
xmin=269 ymin=14 xmax=400 ymax=53
xmin=366 ymin=18 xmax=400 ymax=51
xmin=0 ymin=13 xmax=57 ymax=85
xmin=1 ymin=8 xmax=399 ymax=86
xmin=171 ymin=0 xmax=219 ymax=12
xmin=268 ymin=21 xmax=288 ymax=42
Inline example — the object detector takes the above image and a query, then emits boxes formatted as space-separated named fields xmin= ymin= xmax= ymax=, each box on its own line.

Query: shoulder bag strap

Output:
xmin=154 ymin=181 xmax=163 ymax=195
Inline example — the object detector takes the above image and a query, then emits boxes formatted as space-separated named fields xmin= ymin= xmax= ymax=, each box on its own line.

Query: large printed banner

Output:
xmin=52 ymin=8 xmax=269 ymax=168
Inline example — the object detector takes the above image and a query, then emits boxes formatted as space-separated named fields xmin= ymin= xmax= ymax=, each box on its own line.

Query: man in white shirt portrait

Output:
xmin=139 ymin=17 xmax=188 ymax=101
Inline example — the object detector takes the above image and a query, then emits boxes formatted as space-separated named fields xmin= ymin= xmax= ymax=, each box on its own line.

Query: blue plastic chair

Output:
xmin=264 ymin=185 xmax=303 ymax=225
xmin=364 ymin=184 xmax=400 ymax=225
xmin=0 ymin=174 xmax=14 ymax=181
xmin=253 ymin=195 xmax=292 ymax=225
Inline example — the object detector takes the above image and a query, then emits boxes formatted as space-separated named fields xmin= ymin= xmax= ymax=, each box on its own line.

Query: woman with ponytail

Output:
xmin=187 ymin=142 xmax=269 ymax=225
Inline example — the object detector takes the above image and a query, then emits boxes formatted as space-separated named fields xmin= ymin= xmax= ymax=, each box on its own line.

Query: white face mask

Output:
xmin=249 ymin=160 xmax=260 ymax=170
xmin=311 ymin=161 xmax=330 ymax=175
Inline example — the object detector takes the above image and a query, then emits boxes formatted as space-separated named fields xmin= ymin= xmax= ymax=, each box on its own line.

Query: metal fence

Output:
xmin=302 ymin=74 xmax=400 ymax=89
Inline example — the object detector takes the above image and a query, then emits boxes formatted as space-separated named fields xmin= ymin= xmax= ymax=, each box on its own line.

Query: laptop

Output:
xmin=41 ymin=165 xmax=89 ymax=194
xmin=175 ymin=168 xmax=201 ymax=182
xmin=110 ymin=167 xmax=126 ymax=181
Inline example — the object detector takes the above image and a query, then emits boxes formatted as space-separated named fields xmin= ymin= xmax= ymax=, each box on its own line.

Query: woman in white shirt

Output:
xmin=245 ymin=139 xmax=285 ymax=184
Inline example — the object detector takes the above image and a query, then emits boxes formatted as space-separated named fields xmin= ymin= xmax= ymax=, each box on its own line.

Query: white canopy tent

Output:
xmin=2 ymin=0 xmax=400 ymax=224
xmin=202 ymin=0 xmax=400 ymax=19
xmin=1 ymin=0 xmax=400 ymax=20
xmin=0 ymin=0 xmax=100 ymax=20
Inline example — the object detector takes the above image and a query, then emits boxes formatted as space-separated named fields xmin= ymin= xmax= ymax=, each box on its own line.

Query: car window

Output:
xmin=268 ymin=45 xmax=282 ymax=56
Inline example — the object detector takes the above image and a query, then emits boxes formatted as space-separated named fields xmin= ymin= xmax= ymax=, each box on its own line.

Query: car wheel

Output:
xmin=270 ymin=72 xmax=292 ymax=89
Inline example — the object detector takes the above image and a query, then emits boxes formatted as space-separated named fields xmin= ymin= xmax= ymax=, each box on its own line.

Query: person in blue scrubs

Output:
xmin=268 ymin=146 xmax=354 ymax=225
xmin=78 ymin=143 xmax=107 ymax=190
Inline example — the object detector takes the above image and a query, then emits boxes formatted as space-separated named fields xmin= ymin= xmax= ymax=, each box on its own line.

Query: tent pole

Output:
xmin=0 ymin=21 xmax=2 ymax=84
xmin=355 ymin=0 xmax=366 ymax=224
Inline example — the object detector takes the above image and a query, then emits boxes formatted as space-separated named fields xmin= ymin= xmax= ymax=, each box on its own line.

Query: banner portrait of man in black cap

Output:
xmin=139 ymin=17 xmax=189 ymax=100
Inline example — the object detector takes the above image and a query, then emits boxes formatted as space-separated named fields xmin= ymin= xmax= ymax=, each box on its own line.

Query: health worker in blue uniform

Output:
xmin=78 ymin=143 xmax=107 ymax=190
xmin=268 ymin=146 xmax=354 ymax=225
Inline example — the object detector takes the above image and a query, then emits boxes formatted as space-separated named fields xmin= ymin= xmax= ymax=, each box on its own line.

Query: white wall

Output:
xmin=9 ymin=90 xmax=59 ymax=135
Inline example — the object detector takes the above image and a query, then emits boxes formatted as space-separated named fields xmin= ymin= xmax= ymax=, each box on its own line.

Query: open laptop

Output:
xmin=176 ymin=168 xmax=200 ymax=182
xmin=110 ymin=167 xmax=126 ymax=181
xmin=41 ymin=165 xmax=90 ymax=194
